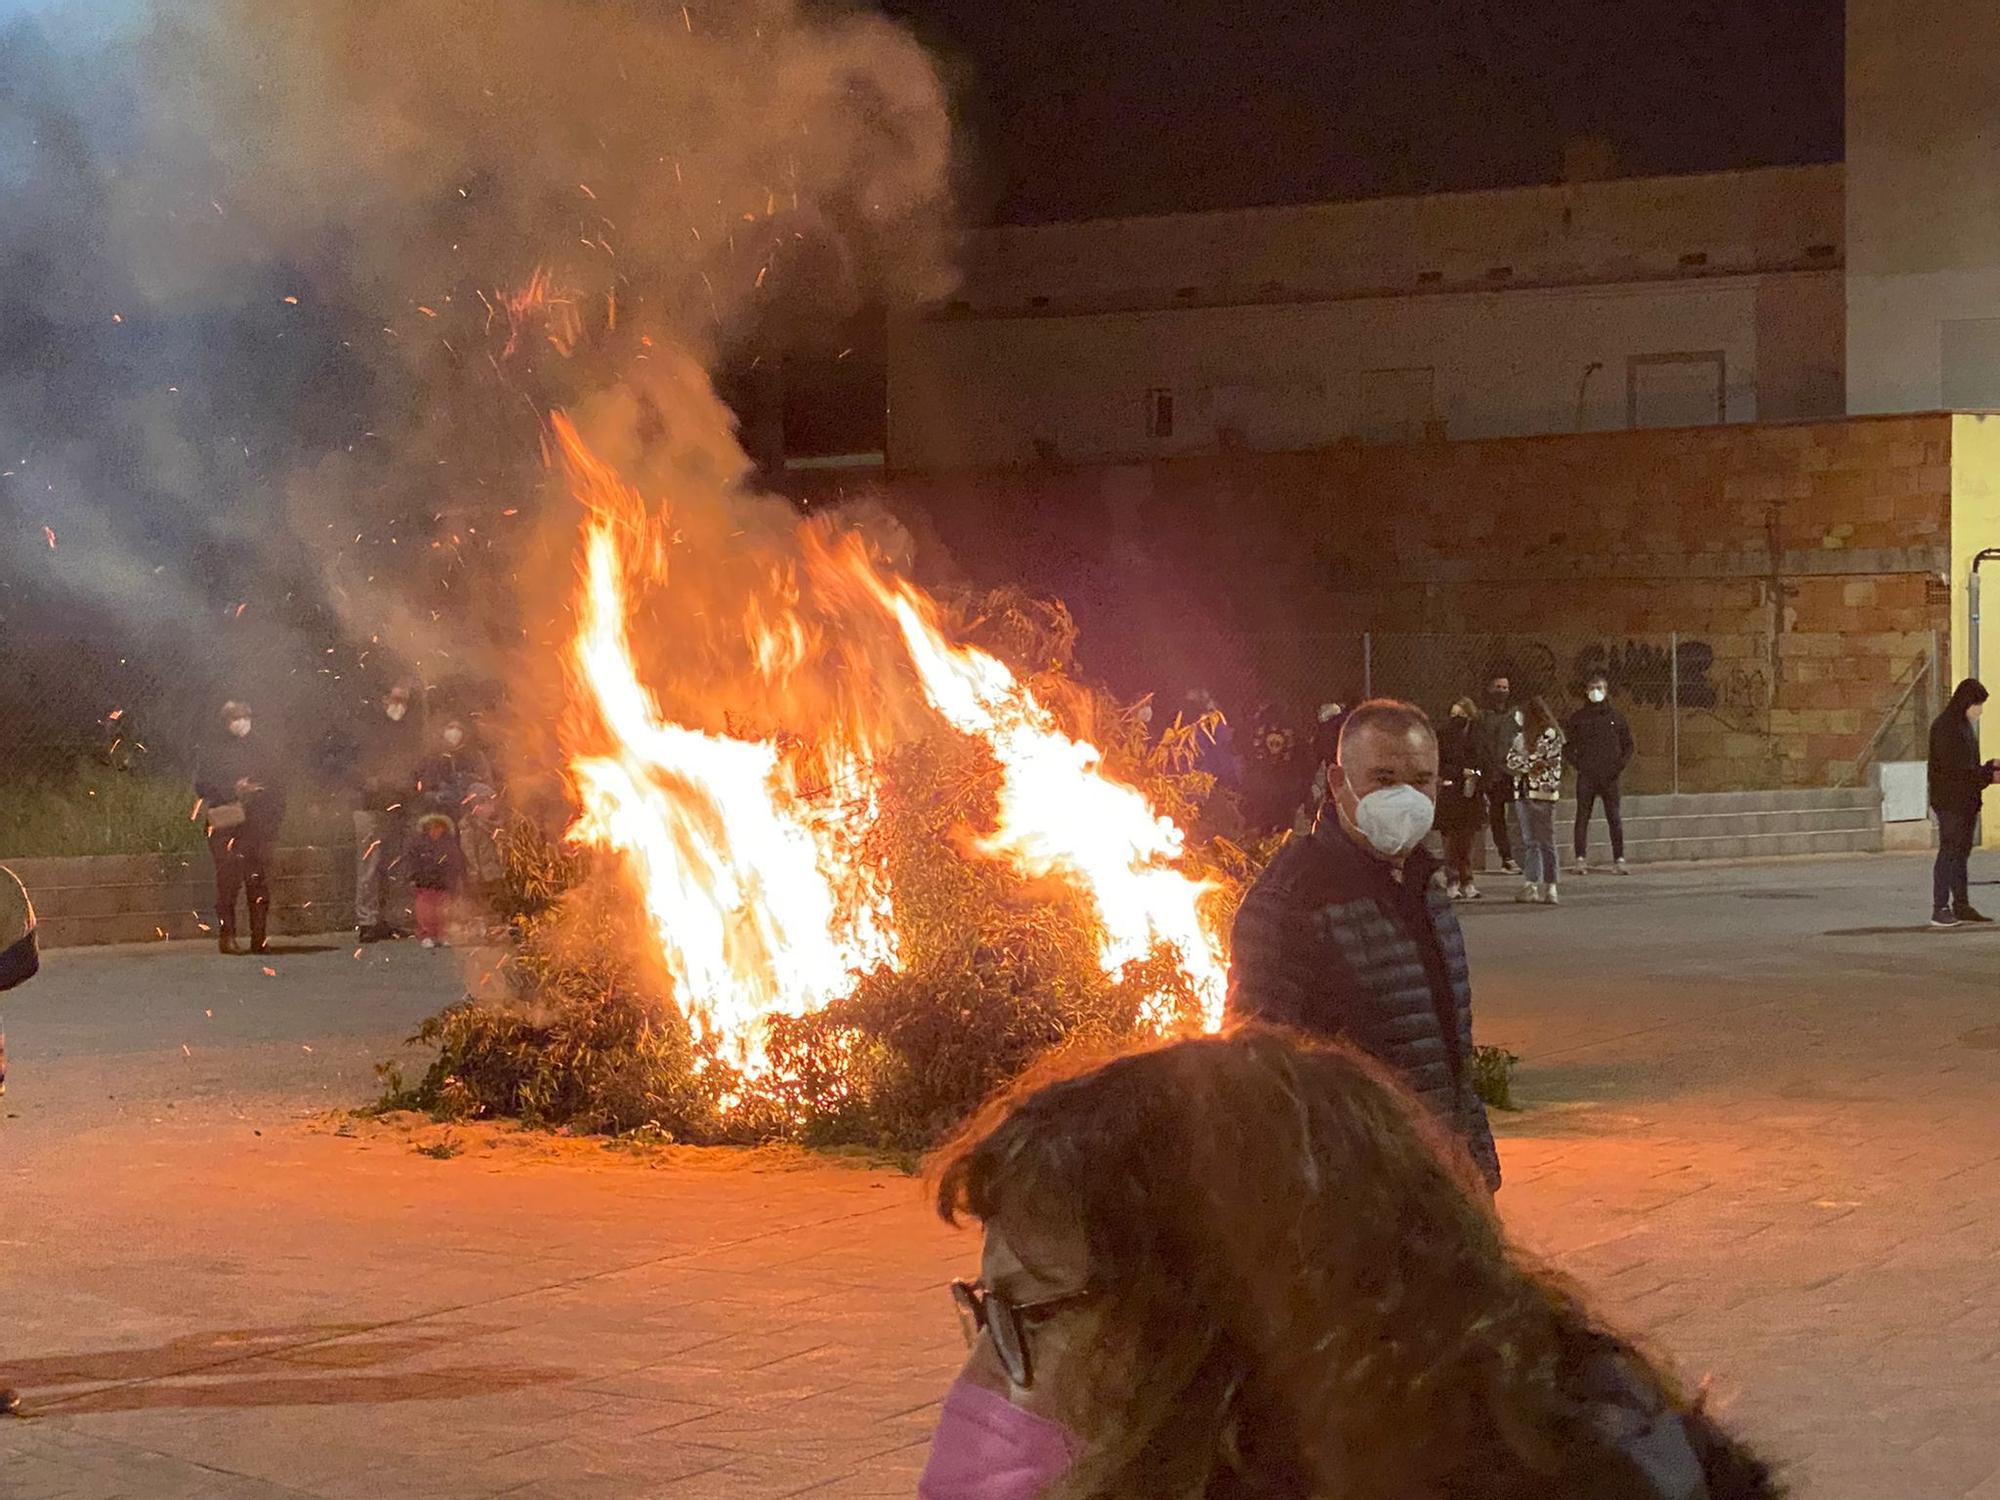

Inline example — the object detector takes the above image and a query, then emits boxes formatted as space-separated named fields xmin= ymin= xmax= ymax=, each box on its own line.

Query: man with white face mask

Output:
xmin=1227 ymin=700 xmax=1500 ymax=1191
xmin=1564 ymin=673 xmax=1634 ymax=875
xmin=351 ymin=683 xmax=422 ymax=942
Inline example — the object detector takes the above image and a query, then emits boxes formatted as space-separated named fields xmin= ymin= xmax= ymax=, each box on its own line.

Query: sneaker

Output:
xmin=1542 ymin=883 xmax=1560 ymax=906
xmin=1446 ymin=881 xmax=1464 ymax=901
xmin=1931 ymin=907 xmax=1962 ymax=929
xmin=1516 ymin=883 xmax=1539 ymax=904
xmin=1614 ymin=859 xmax=1631 ymax=876
xmin=1461 ymin=882 xmax=1482 ymax=901
xmin=420 ymin=936 xmax=437 ymax=950
xmin=1501 ymin=858 xmax=1520 ymax=874
xmin=1575 ymin=859 xmax=1590 ymax=876
xmin=1954 ymin=905 xmax=1994 ymax=924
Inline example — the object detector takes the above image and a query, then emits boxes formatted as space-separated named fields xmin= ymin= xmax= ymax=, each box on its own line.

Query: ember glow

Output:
xmin=555 ymin=414 xmax=1226 ymax=1082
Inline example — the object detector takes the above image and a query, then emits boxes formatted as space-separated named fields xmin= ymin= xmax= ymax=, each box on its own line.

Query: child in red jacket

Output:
xmin=407 ymin=812 xmax=466 ymax=948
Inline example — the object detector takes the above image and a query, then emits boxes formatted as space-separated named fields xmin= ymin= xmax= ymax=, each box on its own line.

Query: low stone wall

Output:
xmin=880 ymin=413 xmax=1959 ymax=792
xmin=1 ymin=845 xmax=355 ymax=948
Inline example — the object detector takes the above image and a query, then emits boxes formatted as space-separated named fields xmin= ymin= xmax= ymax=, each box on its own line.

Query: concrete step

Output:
xmin=1611 ymin=787 xmax=1881 ymax=818
xmin=1598 ymin=808 xmax=1881 ymax=839
xmin=1612 ymin=828 xmax=1885 ymax=863
xmin=1553 ymin=786 xmax=1883 ymax=865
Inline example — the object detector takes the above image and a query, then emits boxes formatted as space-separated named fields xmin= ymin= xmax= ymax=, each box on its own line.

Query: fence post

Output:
xmin=1670 ymin=630 xmax=1681 ymax=796
xmin=1362 ymin=633 xmax=1373 ymax=700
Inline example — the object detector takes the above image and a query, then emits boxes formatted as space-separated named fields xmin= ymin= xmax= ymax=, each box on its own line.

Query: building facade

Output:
xmin=889 ymin=165 xmax=1846 ymax=470
xmin=1846 ymin=0 xmax=2000 ymax=415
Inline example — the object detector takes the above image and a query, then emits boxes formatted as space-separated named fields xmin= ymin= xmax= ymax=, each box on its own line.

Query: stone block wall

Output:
xmin=6 ymin=845 xmax=355 ymax=948
xmin=878 ymin=414 xmax=1956 ymax=792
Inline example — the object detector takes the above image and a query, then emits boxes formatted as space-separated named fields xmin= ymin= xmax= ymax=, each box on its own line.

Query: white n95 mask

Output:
xmin=1349 ymin=782 xmax=1436 ymax=857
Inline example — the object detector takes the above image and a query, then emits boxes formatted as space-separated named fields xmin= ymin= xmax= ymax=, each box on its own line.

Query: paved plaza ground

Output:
xmin=3 ymin=850 xmax=1999 ymax=1499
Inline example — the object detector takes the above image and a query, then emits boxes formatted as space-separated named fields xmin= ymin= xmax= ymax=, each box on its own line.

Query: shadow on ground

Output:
xmin=10 ymin=1323 xmax=570 ymax=1416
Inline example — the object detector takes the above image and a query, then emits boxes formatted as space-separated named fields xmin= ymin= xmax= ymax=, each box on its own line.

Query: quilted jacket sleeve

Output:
xmin=1227 ymin=852 xmax=1367 ymax=1040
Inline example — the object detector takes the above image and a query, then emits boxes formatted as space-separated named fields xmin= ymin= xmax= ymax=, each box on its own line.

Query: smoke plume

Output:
xmin=0 ymin=0 xmax=954 ymax=754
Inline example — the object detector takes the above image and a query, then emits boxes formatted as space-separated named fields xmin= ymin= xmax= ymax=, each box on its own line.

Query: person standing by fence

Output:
xmin=1928 ymin=678 xmax=1996 ymax=929
xmin=352 ymin=684 xmax=421 ymax=944
xmin=1475 ymin=674 xmax=1521 ymax=875
xmin=1507 ymin=696 xmax=1565 ymax=906
xmin=1436 ymin=697 xmax=1486 ymax=900
xmin=1565 ymin=672 xmax=1634 ymax=875
xmin=193 ymin=700 xmax=286 ymax=955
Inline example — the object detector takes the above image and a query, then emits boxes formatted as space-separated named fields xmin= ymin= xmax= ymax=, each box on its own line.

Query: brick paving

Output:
xmin=3 ymin=851 xmax=1998 ymax=1498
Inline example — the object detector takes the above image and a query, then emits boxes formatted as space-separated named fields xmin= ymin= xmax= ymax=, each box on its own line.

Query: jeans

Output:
xmin=1485 ymin=788 xmax=1515 ymax=865
xmin=353 ymin=809 xmax=407 ymax=929
xmin=209 ymin=828 xmax=272 ymax=943
xmin=1574 ymin=773 xmax=1625 ymax=861
xmin=1514 ymin=799 xmax=1559 ymax=886
xmin=1443 ymin=828 xmax=1479 ymax=886
xmin=1934 ymin=806 xmax=1977 ymax=912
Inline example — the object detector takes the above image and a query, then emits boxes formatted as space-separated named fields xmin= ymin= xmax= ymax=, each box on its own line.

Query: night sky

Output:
xmin=884 ymin=0 xmax=1845 ymax=224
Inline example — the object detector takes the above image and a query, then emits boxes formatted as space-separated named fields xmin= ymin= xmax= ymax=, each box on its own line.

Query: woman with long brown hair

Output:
xmin=1506 ymin=694 xmax=1566 ymax=906
xmin=921 ymin=1028 xmax=1778 ymax=1500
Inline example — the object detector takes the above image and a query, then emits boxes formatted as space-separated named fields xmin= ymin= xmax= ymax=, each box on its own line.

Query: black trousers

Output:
xmin=209 ymin=827 xmax=273 ymax=942
xmin=1574 ymin=773 xmax=1625 ymax=860
xmin=1935 ymin=806 xmax=1977 ymax=912
xmin=1484 ymin=788 xmax=1514 ymax=864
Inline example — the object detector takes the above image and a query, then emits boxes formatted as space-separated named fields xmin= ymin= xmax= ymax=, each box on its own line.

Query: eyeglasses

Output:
xmin=950 ymin=1279 xmax=1095 ymax=1390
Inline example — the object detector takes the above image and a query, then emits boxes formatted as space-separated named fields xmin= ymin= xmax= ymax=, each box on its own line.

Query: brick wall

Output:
xmin=876 ymin=414 xmax=1954 ymax=791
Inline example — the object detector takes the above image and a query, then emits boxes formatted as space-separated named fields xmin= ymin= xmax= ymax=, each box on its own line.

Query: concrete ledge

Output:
xmin=1883 ymin=820 xmax=1939 ymax=852
xmin=2 ymin=846 xmax=357 ymax=948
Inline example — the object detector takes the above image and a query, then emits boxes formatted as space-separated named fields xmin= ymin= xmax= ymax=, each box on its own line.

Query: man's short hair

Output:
xmin=1336 ymin=699 xmax=1435 ymax=760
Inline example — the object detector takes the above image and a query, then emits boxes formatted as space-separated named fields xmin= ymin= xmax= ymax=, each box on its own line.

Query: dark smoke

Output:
xmin=0 ymin=0 xmax=954 ymax=761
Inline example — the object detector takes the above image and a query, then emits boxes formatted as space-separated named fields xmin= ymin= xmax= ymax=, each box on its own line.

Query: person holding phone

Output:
xmin=193 ymin=699 xmax=287 ymax=955
xmin=1928 ymin=678 xmax=1998 ymax=929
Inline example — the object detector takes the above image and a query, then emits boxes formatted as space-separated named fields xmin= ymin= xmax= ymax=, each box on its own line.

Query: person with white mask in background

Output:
xmin=1564 ymin=671 xmax=1635 ymax=875
xmin=193 ymin=699 xmax=287 ymax=954
xmin=351 ymin=683 xmax=422 ymax=943
xmin=1226 ymin=699 xmax=1500 ymax=1191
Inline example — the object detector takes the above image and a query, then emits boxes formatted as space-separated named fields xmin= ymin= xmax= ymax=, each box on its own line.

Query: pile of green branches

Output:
xmin=378 ymin=588 xmax=1261 ymax=1149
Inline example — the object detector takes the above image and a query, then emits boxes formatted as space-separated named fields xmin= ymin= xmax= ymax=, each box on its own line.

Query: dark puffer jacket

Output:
xmin=1564 ymin=699 xmax=1635 ymax=784
xmin=0 ymin=865 xmax=37 ymax=992
xmin=1226 ymin=817 xmax=1501 ymax=1190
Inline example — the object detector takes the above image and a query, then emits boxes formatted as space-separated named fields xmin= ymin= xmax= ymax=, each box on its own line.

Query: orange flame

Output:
xmin=555 ymin=414 xmax=1226 ymax=1087
xmin=826 ymin=555 xmax=1226 ymax=1029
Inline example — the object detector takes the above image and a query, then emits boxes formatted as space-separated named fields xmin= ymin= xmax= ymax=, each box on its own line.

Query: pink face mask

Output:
xmin=919 ymin=1378 xmax=1078 ymax=1500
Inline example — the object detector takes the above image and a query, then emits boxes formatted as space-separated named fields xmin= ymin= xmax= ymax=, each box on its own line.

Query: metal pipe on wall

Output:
xmin=1973 ymin=549 xmax=2000 ymax=686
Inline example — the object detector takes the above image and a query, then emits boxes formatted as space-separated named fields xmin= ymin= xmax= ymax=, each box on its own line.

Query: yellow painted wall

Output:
xmin=1950 ymin=415 xmax=2000 ymax=765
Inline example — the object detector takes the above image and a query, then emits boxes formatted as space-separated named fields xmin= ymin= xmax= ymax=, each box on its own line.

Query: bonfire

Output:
xmin=385 ymin=405 xmax=1247 ymax=1148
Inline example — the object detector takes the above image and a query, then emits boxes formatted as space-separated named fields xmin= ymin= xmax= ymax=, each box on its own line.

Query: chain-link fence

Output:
xmin=5 ymin=606 xmax=1944 ymax=857
xmin=0 ymin=627 xmax=435 ymax=860
xmin=1092 ymin=626 xmax=1943 ymax=819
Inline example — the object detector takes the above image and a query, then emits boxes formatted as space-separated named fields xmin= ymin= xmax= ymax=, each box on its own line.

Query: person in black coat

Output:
xmin=1564 ymin=672 xmax=1636 ymax=874
xmin=1227 ymin=699 xmax=1500 ymax=1191
xmin=1473 ymin=674 xmax=1522 ymax=872
xmin=350 ymin=684 xmax=423 ymax=943
xmin=1436 ymin=697 xmax=1487 ymax=899
xmin=1928 ymin=677 xmax=1997 ymax=928
xmin=193 ymin=700 xmax=288 ymax=954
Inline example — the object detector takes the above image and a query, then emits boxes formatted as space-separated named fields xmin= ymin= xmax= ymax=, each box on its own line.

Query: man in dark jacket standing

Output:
xmin=1473 ymin=674 xmax=1521 ymax=874
xmin=1928 ymin=677 xmax=1996 ymax=928
xmin=1227 ymin=699 xmax=1501 ymax=1191
xmin=352 ymin=684 xmax=423 ymax=943
xmin=1564 ymin=672 xmax=1635 ymax=875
